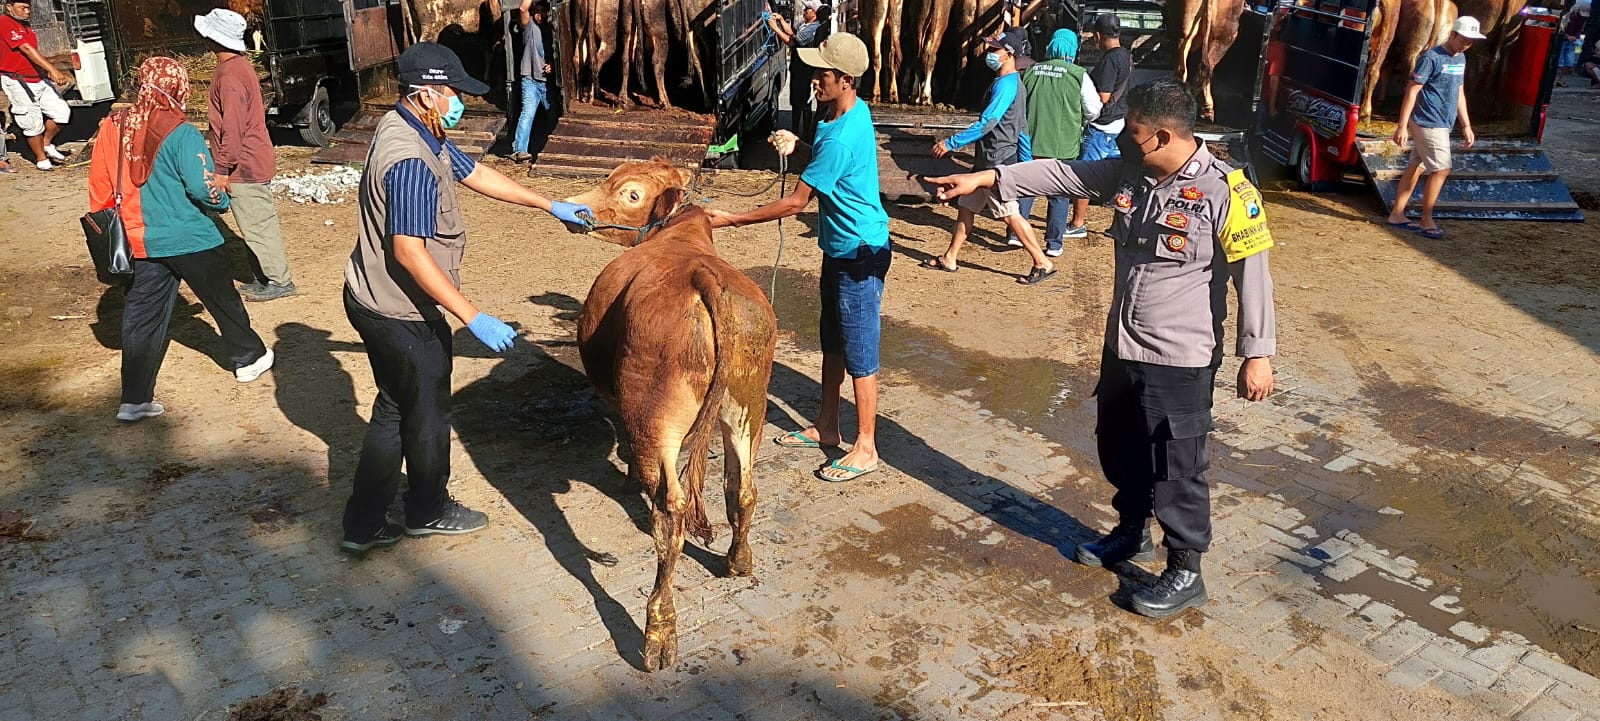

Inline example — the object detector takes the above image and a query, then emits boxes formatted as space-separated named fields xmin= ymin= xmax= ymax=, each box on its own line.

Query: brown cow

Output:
xmin=1361 ymin=0 xmax=1459 ymax=121
xmin=1168 ymin=0 xmax=1247 ymax=122
xmin=861 ymin=0 xmax=907 ymax=101
xmin=1454 ymin=0 xmax=1527 ymax=114
xmin=567 ymin=158 xmax=778 ymax=672
xmin=904 ymin=0 xmax=957 ymax=105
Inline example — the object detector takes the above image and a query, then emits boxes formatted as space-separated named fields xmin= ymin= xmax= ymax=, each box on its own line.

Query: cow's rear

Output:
xmin=570 ymin=159 xmax=777 ymax=671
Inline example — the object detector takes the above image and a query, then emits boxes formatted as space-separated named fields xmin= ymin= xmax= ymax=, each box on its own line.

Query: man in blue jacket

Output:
xmin=923 ymin=28 xmax=1056 ymax=285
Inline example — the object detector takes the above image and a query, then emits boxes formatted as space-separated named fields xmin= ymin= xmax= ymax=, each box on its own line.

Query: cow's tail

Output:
xmin=679 ymin=263 xmax=729 ymax=546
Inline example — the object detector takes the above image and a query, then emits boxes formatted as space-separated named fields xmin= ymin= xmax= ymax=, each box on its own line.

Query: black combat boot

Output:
xmin=1130 ymin=548 xmax=1207 ymax=618
xmin=1074 ymin=521 xmax=1157 ymax=567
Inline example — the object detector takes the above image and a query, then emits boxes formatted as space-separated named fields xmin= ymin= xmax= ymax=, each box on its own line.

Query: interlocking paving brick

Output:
xmin=1385 ymin=655 xmax=1444 ymax=689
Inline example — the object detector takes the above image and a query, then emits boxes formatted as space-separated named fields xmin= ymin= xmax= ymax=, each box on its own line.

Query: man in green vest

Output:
xmin=1016 ymin=28 xmax=1102 ymax=258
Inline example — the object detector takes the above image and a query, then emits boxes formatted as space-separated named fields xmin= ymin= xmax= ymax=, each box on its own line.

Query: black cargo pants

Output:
xmin=1094 ymin=350 xmax=1218 ymax=553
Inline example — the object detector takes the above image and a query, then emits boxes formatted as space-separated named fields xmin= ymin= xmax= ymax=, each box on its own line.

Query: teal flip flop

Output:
xmin=814 ymin=459 xmax=878 ymax=483
xmin=773 ymin=430 xmax=821 ymax=449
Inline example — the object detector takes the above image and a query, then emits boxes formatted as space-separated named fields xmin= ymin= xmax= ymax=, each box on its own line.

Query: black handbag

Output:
xmin=81 ymin=118 xmax=132 ymax=280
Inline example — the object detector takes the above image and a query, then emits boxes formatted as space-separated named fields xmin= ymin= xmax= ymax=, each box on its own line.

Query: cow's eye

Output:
xmin=628 ymin=190 xmax=641 ymax=203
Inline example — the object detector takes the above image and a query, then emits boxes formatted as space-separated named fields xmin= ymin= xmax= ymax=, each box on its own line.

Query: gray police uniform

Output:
xmin=994 ymin=144 xmax=1276 ymax=552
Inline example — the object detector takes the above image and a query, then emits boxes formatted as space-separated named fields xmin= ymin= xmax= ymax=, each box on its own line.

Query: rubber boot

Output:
xmin=1074 ymin=521 xmax=1157 ymax=567
xmin=1130 ymin=548 xmax=1207 ymax=618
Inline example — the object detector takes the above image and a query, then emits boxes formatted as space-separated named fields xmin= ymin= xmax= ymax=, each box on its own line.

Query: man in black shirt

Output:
xmin=1067 ymin=12 xmax=1133 ymax=236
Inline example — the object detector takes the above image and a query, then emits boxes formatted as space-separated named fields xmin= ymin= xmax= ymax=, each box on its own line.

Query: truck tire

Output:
xmin=299 ymin=87 xmax=336 ymax=147
xmin=1293 ymin=135 xmax=1318 ymax=191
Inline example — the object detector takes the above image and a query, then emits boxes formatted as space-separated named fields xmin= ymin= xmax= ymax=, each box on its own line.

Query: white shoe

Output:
xmin=116 ymin=402 xmax=165 ymax=422
xmin=44 ymin=145 xmax=67 ymax=162
xmin=1045 ymin=245 xmax=1064 ymax=258
xmin=35 ymin=159 xmax=53 ymax=171
xmin=1006 ymin=237 xmax=1025 ymax=248
xmin=236 ymin=349 xmax=275 ymax=382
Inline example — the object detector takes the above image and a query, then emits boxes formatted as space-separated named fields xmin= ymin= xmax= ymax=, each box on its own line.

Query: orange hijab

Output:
xmin=113 ymin=56 xmax=190 ymax=187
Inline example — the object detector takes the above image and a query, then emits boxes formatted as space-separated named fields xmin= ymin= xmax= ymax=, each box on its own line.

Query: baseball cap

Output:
xmin=986 ymin=27 xmax=1030 ymax=56
xmin=194 ymin=8 xmax=248 ymax=53
xmin=797 ymin=32 xmax=870 ymax=77
xmin=1453 ymin=16 xmax=1487 ymax=40
xmin=399 ymin=42 xmax=490 ymax=95
xmin=1091 ymin=12 xmax=1121 ymax=35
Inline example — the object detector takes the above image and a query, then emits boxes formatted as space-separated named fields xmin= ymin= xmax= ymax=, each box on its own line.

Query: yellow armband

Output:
xmin=1220 ymin=169 xmax=1274 ymax=263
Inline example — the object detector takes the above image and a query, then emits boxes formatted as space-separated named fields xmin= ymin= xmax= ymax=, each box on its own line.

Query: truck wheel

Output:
xmin=1293 ymin=136 xmax=1318 ymax=191
xmin=299 ymin=88 xmax=336 ymax=147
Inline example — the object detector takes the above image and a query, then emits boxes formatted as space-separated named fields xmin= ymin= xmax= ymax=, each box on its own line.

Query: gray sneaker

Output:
xmin=242 ymin=281 xmax=297 ymax=302
xmin=238 ymin=281 xmax=267 ymax=296
xmin=116 ymin=402 xmax=165 ymax=422
xmin=1063 ymin=225 xmax=1089 ymax=238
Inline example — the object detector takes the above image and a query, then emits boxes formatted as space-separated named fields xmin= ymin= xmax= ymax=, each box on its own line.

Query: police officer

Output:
xmin=340 ymin=42 xmax=590 ymax=553
xmin=927 ymin=78 xmax=1276 ymax=618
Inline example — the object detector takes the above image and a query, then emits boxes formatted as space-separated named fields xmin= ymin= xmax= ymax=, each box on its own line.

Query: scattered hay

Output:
xmin=227 ymin=685 xmax=330 ymax=721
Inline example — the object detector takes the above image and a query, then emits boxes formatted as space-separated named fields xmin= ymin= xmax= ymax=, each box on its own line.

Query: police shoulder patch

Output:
xmin=1219 ymin=169 xmax=1274 ymax=262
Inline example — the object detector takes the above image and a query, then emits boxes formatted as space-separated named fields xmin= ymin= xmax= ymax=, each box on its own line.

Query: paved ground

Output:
xmin=2 ymin=93 xmax=1600 ymax=720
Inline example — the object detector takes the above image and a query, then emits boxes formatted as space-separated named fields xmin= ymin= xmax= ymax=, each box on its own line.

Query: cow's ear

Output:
xmin=647 ymin=186 xmax=683 ymax=226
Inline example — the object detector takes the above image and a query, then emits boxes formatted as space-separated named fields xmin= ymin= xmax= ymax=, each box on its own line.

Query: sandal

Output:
xmin=1417 ymin=226 xmax=1446 ymax=239
xmin=773 ymin=430 xmax=832 ymax=449
xmin=1385 ymin=220 xmax=1421 ymax=231
xmin=814 ymin=459 xmax=878 ymax=483
xmin=1016 ymin=266 xmax=1058 ymax=285
xmin=920 ymin=257 xmax=958 ymax=273
xmin=0 ymin=162 xmax=14 ymax=174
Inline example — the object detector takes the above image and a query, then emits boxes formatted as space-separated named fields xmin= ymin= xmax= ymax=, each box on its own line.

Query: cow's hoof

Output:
xmin=727 ymin=545 xmax=753 ymax=576
xmin=643 ymin=634 xmax=679 ymax=672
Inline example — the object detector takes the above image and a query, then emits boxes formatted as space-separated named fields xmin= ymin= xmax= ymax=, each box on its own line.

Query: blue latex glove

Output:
xmin=549 ymin=201 xmax=593 ymax=227
xmin=468 ymin=312 xmax=517 ymax=352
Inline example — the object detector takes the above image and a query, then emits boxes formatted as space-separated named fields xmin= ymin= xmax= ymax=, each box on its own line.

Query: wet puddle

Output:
xmin=750 ymin=265 xmax=1600 ymax=676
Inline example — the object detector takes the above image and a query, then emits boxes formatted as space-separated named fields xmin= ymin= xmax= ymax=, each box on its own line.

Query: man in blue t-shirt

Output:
xmin=1385 ymin=16 xmax=1483 ymax=239
xmin=707 ymin=33 xmax=890 ymax=484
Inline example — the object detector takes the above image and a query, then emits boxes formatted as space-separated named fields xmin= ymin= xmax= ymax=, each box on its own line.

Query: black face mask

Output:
xmin=1116 ymin=129 xmax=1159 ymax=165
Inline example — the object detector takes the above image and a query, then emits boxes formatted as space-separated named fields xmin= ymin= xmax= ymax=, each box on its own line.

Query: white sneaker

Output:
xmin=236 ymin=349 xmax=275 ymax=383
xmin=35 ymin=159 xmax=53 ymax=171
xmin=1045 ymin=245 xmax=1064 ymax=258
xmin=44 ymin=145 xmax=67 ymax=162
xmin=1006 ymin=237 xmax=1025 ymax=248
xmin=116 ymin=402 xmax=165 ymax=422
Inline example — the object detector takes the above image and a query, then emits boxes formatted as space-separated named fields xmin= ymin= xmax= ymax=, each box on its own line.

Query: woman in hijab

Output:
xmin=88 ymin=56 xmax=273 ymax=423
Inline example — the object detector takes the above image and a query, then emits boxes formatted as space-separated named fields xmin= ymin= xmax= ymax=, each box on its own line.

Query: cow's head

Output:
xmin=567 ymin=157 xmax=693 ymax=246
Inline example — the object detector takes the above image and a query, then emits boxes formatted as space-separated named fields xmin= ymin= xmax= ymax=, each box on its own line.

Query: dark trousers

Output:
xmin=343 ymin=292 xmax=455 ymax=533
xmin=121 ymin=246 xmax=267 ymax=404
xmin=1094 ymin=350 xmax=1218 ymax=552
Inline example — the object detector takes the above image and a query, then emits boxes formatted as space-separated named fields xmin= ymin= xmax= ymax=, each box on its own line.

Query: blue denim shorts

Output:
xmin=1082 ymin=126 xmax=1120 ymax=161
xmin=819 ymin=245 xmax=891 ymax=378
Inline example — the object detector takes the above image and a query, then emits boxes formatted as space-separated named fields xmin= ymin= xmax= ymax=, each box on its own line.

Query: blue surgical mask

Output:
xmin=442 ymin=94 xmax=465 ymax=129
xmin=985 ymin=52 xmax=1003 ymax=71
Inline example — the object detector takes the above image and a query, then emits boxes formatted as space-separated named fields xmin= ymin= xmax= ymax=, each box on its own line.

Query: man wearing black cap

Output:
xmin=924 ymin=27 xmax=1056 ymax=286
xmin=340 ymin=42 xmax=591 ymax=553
xmin=1067 ymin=12 xmax=1133 ymax=236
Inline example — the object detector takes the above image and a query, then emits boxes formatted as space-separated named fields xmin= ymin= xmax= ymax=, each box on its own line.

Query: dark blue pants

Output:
xmin=1094 ymin=350 xmax=1218 ymax=552
xmin=343 ymin=292 xmax=454 ymax=534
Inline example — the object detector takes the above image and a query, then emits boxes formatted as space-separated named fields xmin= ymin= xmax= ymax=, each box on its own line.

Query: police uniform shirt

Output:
xmin=994 ymin=144 xmax=1277 ymax=368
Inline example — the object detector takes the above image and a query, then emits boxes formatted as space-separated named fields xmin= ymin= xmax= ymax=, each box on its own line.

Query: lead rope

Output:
xmin=769 ymin=150 xmax=788 ymax=302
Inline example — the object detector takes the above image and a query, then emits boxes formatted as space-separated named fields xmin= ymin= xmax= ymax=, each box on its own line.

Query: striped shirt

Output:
xmin=385 ymin=104 xmax=477 ymax=238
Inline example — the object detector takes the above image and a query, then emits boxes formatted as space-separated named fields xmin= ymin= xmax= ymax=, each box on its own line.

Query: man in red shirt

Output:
xmin=196 ymin=8 xmax=297 ymax=301
xmin=1 ymin=0 xmax=73 ymax=170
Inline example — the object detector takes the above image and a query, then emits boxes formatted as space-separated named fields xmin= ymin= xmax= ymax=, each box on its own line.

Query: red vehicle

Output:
xmin=1247 ymin=0 xmax=1579 ymax=220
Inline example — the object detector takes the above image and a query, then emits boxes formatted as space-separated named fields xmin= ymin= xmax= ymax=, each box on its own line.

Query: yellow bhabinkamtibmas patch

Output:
xmin=1220 ymin=169 xmax=1274 ymax=263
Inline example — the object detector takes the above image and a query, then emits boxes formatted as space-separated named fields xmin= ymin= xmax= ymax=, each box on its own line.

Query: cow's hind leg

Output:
xmin=641 ymin=439 xmax=687 ymax=672
xmin=720 ymin=401 xmax=760 ymax=576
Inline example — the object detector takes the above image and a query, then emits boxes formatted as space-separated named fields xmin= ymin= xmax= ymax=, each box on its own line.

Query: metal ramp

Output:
xmin=530 ymin=104 xmax=716 ymax=178
xmin=1358 ymin=138 xmax=1584 ymax=222
xmin=870 ymin=107 xmax=978 ymax=201
xmin=310 ymin=108 xmax=505 ymax=166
